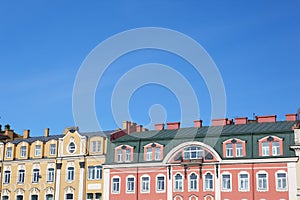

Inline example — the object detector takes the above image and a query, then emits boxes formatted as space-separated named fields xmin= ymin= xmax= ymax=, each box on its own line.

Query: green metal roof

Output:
xmin=105 ymin=121 xmax=297 ymax=164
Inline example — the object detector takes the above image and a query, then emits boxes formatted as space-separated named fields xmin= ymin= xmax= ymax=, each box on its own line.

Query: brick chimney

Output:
xmin=167 ymin=122 xmax=180 ymax=130
xmin=155 ymin=123 xmax=165 ymax=131
xmin=23 ymin=129 xmax=30 ymax=138
xmin=4 ymin=124 xmax=14 ymax=139
xmin=256 ymin=115 xmax=277 ymax=123
xmin=194 ymin=120 xmax=203 ymax=128
xmin=136 ymin=125 xmax=143 ymax=132
xmin=44 ymin=128 xmax=50 ymax=137
xmin=235 ymin=117 xmax=248 ymax=125
xmin=122 ymin=121 xmax=147 ymax=134
xmin=212 ymin=118 xmax=228 ymax=126
xmin=285 ymin=114 xmax=297 ymax=121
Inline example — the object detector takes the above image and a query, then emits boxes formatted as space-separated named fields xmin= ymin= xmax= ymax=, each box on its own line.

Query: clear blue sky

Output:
xmin=0 ymin=1 xmax=299 ymax=136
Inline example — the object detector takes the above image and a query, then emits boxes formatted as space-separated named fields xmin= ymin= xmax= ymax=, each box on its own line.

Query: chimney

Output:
xmin=23 ymin=129 xmax=30 ymax=138
xmin=155 ymin=123 xmax=165 ymax=131
xmin=212 ymin=118 xmax=228 ymax=126
xmin=136 ymin=125 xmax=143 ymax=132
xmin=194 ymin=120 xmax=203 ymax=128
xmin=4 ymin=124 xmax=14 ymax=139
xmin=227 ymin=119 xmax=234 ymax=125
xmin=44 ymin=128 xmax=50 ymax=137
xmin=256 ymin=115 xmax=276 ymax=123
xmin=285 ymin=114 xmax=297 ymax=121
xmin=167 ymin=122 xmax=180 ymax=130
xmin=235 ymin=117 xmax=248 ymax=125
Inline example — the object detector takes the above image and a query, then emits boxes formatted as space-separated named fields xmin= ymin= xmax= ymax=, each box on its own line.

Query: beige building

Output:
xmin=0 ymin=127 xmax=117 ymax=200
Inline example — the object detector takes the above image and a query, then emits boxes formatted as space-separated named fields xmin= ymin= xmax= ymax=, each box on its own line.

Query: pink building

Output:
xmin=104 ymin=114 xmax=300 ymax=200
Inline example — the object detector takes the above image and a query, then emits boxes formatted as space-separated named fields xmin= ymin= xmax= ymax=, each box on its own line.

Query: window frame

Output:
xmin=49 ymin=144 xmax=56 ymax=155
xmin=188 ymin=172 xmax=198 ymax=192
xmin=67 ymin=167 xmax=75 ymax=182
xmin=238 ymin=171 xmax=249 ymax=192
xmin=204 ymin=172 xmax=214 ymax=191
xmin=174 ymin=173 xmax=183 ymax=192
xmin=35 ymin=145 xmax=41 ymax=157
xmin=141 ymin=175 xmax=150 ymax=193
xmin=47 ymin=168 xmax=55 ymax=182
xmin=32 ymin=168 xmax=40 ymax=183
xmin=275 ymin=171 xmax=288 ymax=191
xmin=184 ymin=146 xmax=202 ymax=160
xmin=221 ymin=172 xmax=232 ymax=191
xmin=126 ymin=176 xmax=135 ymax=193
xmin=6 ymin=147 xmax=12 ymax=158
xmin=111 ymin=176 xmax=120 ymax=194
xmin=257 ymin=171 xmax=268 ymax=192
xmin=156 ymin=175 xmax=165 ymax=192
xmin=20 ymin=146 xmax=26 ymax=158
xmin=18 ymin=169 xmax=25 ymax=184
xmin=3 ymin=170 xmax=11 ymax=184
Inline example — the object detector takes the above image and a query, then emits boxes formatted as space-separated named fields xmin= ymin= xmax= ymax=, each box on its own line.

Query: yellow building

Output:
xmin=0 ymin=127 xmax=118 ymax=200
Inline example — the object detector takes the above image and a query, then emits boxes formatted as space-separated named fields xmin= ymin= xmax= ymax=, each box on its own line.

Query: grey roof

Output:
xmin=80 ymin=130 xmax=117 ymax=138
xmin=10 ymin=134 xmax=64 ymax=144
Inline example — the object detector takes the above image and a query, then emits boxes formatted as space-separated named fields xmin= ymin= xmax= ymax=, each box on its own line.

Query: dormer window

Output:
xmin=143 ymin=143 xmax=164 ymax=161
xmin=20 ymin=146 xmax=26 ymax=158
xmin=115 ymin=145 xmax=134 ymax=163
xmin=223 ymin=138 xmax=246 ymax=158
xmin=259 ymin=136 xmax=283 ymax=157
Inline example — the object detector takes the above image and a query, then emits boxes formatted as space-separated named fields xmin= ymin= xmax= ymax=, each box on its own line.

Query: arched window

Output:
xmin=174 ymin=174 xmax=183 ymax=191
xmin=204 ymin=172 xmax=213 ymax=190
xmin=189 ymin=173 xmax=198 ymax=191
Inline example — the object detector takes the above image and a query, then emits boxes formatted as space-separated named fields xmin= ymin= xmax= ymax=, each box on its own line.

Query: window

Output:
xmin=222 ymin=174 xmax=231 ymax=190
xmin=146 ymin=147 xmax=152 ymax=161
xmin=18 ymin=169 xmax=25 ymax=183
xmin=174 ymin=174 xmax=183 ymax=191
xmin=31 ymin=195 xmax=38 ymax=200
xmin=205 ymin=173 xmax=213 ymax=190
xmin=20 ymin=146 xmax=26 ymax=157
xmin=47 ymin=168 xmax=55 ymax=182
xmin=156 ymin=176 xmax=165 ymax=191
xmin=226 ymin=144 xmax=233 ymax=157
xmin=236 ymin=143 xmax=243 ymax=157
xmin=239 ymin=173 xmax=249 ymax=191
xmin=45 ymin=194 xmax=53 ymax=200
xmin=257 ymin=173 xmax=268 ymax=191
xmin=2 ymin=196 xmax=9 ymax=200
xmin=66 ymin=194 xmax=73 ymax=200
xmin=184 ymin=146 xmax=202 ymax=160
xmin=16 ymin=196 xmax=23 ymax=200
xmin=68 ymin=142 xmax=76 ymax=153
xmin=67 ymin=167 xmax=74 ymax=181
xmin=88 ymin=166 xmax=102 ymax=180
xmin=3 ymin=170 xmax=10 ymax=184
xmin=272 ymin=142 xmax=280 ymax=156
xmin=189 ymin=173 xmax=198 ymax=191
xmin=91 ymin=141 xmax=101 ymax=153
xmin=127 ymin=177 xmax=135 ymax=192
xmin=6 ymin=147 xmax=12 ymax=158
xmin=87 ymin=194 xmax=93 ymax=200
xmin=276 ymin=173 xmax=287 ymax=190
xmin=50 ymin=144 xmax=56 ymax=155
xmin=155 ymin=147 xmax=161 ymax=160
xmin=112 ymin=177 xmax=120 ymax=193
xmin=125 ymin=149 xmax=131 ymax=162
xmin=262 ymin=142 xmax=269 ymax=156
xmin=32 ymin=169 xmax=40 ymax=183
xmin=95 ymin=193 xmax=102 ymax=200
xmin=35 ymin=145 xmax=41 ymax=156
xmin=117 ymin=149 xmax=122 ymax=162
xmin=141 ymin=176 xmax=150 ymax=192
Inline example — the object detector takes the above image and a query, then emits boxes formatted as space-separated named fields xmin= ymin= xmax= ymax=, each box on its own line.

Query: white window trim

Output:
xmin=221 ymin=172 xmax=232 ymax=192
xmin=35 ymin=145 xmax=41 ymax=157
xmin=203 ymin=171 xmax=214 ymax=191
xmin=238 ymin=171 xmax=250 ymax=192
xmin=275 ymin=170 xmax=288 ymax=191
xmin=256 ymin=170 xmax=269 ymax=192
xmin=67 ymin=142 xmax=76 ymax=154
xmin=140 ymin=175 xmax=150 ymax=193
xmin=17 ymin=169 xmax=26 ymax=184
xmin=156 ymin=174 xmax=166 ymax=193
xmin=236 ymin=143 xmax=243 ymax=157
xmin=188 ymin=172 xmax=199 ymax=192
xmin=225 ymin=144 xmax=233 ymax=158
xmin=66 ymin=166 xmax=75 ymax=182
xmin=111 ymin=176 xmax=121 ymax=194
xmin=173 ymin=173 xmax=184 ymax=192
xmin=47 ymin=168 xmax=55 ymax=182
xmin=49 ymin=143 xmax=56 ymax=155
xmin=125 ymin=175 xmax=135 ymax=194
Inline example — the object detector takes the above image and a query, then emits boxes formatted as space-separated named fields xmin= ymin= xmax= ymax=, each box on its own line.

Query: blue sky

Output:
xmin=0 ymin=1 xmax=299 ymax=136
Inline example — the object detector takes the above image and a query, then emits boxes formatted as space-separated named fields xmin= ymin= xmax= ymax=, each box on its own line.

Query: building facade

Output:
xmin=104 ymin=114 xmax=300 ymax=200
xmin=0 ymin=127 xmax=118 ymax=200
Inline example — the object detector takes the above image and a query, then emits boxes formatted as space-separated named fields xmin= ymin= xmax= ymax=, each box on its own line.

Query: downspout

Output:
xmin=136 ymin=138 xmax=141 ymax=200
